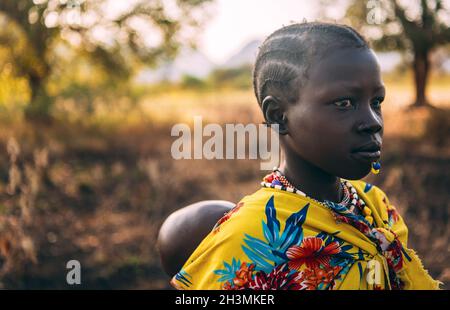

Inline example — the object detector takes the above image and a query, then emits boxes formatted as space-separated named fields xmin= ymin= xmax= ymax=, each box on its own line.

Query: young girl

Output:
xmin=160 ymin=22 xmax=441 ymax=290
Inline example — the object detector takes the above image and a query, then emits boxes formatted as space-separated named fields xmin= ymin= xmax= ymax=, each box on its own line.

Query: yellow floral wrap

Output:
xmin=171 ymin=180 xmax=441 ymax=290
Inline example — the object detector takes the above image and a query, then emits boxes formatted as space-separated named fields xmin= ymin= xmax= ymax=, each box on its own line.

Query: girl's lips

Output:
xmin=350 ymin=150 xmax=381 ymax=162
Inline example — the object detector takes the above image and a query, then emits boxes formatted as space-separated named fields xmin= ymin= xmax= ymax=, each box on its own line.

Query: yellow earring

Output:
xmin=371 ymin=161 xmax=381 ymax=175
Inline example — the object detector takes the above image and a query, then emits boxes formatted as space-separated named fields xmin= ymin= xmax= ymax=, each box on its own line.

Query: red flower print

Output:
xmin=233 ymin=262 xmax=255 ymax=288
xmin=248 ymin=264 xmax=302 ymax=290
xmin=223 ymin=264 xmax=303 ymax=290
xmin=286 ymin=237 xmax=342 ymax=270
xmin=297 ymin=268 xmax=318 ymax=290
xmin=297 ymin=265 xmax=343 ymax=290
xmin=373 ymin=284 xmax=383 ymax=290
xmin=222 ymin=262 xmax=255 ymax=290
xmin=213 ymin=202 xmax=244 ymax=234
xmin=387 ymin=207 xmax=400 ymax=225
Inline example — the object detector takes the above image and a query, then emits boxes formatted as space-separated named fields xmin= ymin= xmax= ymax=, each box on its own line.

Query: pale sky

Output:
xmin=104 ymin=0 xmax=449 ymax=66
xmin=194 ymin=0 xmax=449 ymax=65
xmin=197 ymin=0 xmax=320 ymax=64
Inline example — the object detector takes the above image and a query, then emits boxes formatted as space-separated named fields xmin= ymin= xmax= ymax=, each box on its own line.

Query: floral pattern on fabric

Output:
xmin=212 ymin=201 xmax=244 ymax=234
xmin=325 ymin=199 xmax=407 ymax=289
xmin=171 ymin=179 xmax=441 ymax=290
xmin=213 ymin=196 xmax=355 ymax=290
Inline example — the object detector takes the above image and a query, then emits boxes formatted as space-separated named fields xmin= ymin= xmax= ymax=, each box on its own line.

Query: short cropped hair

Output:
xmin=252 ymin=22 xmax=369 ymax=107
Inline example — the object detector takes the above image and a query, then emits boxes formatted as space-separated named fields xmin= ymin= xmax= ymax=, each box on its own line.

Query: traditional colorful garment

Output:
xmin=171 ymin=175 xmax=441 ymax=290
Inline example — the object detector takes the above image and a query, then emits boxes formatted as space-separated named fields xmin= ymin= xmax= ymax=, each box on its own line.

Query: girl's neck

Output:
xmin=279 ymin=153 xmax=342 ymax=203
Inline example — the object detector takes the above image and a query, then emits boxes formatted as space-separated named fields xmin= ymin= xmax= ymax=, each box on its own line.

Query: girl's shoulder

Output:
xmin=211 ymin=187 xmax=314 ymax=237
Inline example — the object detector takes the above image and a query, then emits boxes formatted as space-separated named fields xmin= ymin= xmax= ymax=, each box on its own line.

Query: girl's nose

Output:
xmin=356 ymin=107 xmax=383 ymax=134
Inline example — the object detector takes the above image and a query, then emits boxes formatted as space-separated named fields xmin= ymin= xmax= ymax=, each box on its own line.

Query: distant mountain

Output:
xmin=222 ymin=41 xmax=404 ymax=72
xmin=136 ymin=38 xmax=421 ymax=84
xmin=135 ymin=47 xmax=216 ymax=84
xmin=135 ymin=39 xmax=264 ymax=84
xmin=223 ymin=39 xmax=262 ymax=68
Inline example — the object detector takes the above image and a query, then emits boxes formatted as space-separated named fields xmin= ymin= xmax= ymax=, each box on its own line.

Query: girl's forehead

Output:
xmin=305 ymin=48 xmax=382 ymax=90
xmin=290 ymin=49 xmax=385 ymax=104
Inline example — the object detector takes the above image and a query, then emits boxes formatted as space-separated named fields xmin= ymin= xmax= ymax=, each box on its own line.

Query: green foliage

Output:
xmin=321 ymin=0 xmax=450 ymax=106
xmin=143 ymin=64 xmax=253 ymax=92
xmin=180 ymin=74 xmax=207 ymax=89
xmin=0 ymin=63 xmax=30 ymax=113
xmin=0 ymin=0 xmax=213 ymax=118
xmin=328 ymin=0 xmax=450 ymax=52
xmin=208 ymin=64 xmax=253 ymax=89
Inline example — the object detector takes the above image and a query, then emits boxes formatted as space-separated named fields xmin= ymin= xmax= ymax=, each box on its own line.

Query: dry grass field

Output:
xmin=0 ymin=75 xmax=449 ymax=289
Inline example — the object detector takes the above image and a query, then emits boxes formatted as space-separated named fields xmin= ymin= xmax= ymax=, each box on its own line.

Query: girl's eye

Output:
xmin=333 ymin=99 xmax=353 ymax=108
xmin=371 ymin=97 xmax=384 ymax=108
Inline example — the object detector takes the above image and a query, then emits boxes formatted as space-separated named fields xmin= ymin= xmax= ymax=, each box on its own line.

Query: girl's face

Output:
xmin=283 ymin=48 xmax=385 ymax=180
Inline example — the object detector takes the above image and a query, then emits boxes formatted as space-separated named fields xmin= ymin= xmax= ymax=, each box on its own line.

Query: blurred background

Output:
xmin=0 ymin=0 xmax=449 ymax=289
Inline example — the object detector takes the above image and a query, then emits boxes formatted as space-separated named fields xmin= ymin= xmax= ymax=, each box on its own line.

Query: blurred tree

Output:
xmin=180 ymin=74 xmax=206 ymax=89
xmin=208 ymin=65 xmax=253 ymax=89
xmin=0 ymin=0 xmax=212 ymax=119
xmin=322 ymin=0 xmax=450 ymax=107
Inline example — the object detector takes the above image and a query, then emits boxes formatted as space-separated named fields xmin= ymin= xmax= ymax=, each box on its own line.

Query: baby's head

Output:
xmin=254 ymin=22 xmax=385 ymax=180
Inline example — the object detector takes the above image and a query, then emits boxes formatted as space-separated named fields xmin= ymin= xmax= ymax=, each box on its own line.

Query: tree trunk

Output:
xmin=412 ymin=50 xmax=431 ymax=107
xmin=29 ymin=73 xmax=43 ymax=103
xmin=24 ymin=72 xmax=53 ymax=121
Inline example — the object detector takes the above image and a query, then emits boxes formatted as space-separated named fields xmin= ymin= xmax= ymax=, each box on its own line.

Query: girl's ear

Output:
xmin=261 ymin=96 xmax=289 ymax=135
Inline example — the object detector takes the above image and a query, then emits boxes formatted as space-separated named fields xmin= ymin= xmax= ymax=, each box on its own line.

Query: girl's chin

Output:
xmin=337 ymin=164 xmax=372 ymax=180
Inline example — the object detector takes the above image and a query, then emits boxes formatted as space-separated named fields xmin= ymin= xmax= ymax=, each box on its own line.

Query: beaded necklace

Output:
xmin=261 ymin=168 xmax=374 ymax=224
xmin=261 ymin=168 xmax=405 ymax=289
